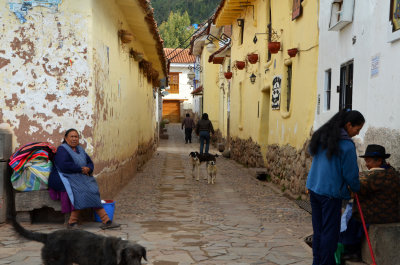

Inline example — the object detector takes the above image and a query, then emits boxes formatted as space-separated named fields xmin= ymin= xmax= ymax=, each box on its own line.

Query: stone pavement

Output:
xmin=0 ymin=123 xmax=313 ymax=265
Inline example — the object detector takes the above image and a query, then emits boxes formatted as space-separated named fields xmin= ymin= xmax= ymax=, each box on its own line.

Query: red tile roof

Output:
xmin=164 ymin=48 xmax=196 ymax=63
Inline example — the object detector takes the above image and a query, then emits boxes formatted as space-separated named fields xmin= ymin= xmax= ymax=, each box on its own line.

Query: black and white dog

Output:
xmin=189 ymin=152 xmax=218 ymax=182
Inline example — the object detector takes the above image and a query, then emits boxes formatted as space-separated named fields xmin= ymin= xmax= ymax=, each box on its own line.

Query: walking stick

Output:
xmin=354 ymin=193 xmax=377 ymax=265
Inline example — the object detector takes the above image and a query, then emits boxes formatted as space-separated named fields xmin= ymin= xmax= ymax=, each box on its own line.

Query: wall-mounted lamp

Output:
xmin=187 ymin=70 xmax=195 ymax=80
xmin=250 ymin=73 xmax=256 ymax=84
xmin=237 ymin=19 xmax=244 ymax=27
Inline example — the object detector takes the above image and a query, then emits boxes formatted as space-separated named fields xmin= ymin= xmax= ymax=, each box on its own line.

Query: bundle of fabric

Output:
xmin=9 ymin=142 xmax=57 ymax=192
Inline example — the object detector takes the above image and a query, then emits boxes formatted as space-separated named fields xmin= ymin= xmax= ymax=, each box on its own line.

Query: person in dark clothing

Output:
xmin=306 ymin=110 xmax=365 ymax=265
xmin=195 ymin=113 xmax=215 ymax=154
xmin=339 ymin=144 xmax=400 ymax=262
xmin=48 ymin=129 xmax=120 ymax=230
xmin=181 ymin=113 xmax=195 ymax=144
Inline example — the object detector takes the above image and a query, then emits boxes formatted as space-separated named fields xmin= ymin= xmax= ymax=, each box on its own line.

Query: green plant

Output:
xmin=281 ymin=185 xmax=286 ymax=192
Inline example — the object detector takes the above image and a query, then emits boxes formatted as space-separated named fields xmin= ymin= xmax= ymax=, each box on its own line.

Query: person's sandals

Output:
xmin=100 ymin=221 xmax=121 ymax=230
xmin=67 ymin=222 xmax=79 ymax=229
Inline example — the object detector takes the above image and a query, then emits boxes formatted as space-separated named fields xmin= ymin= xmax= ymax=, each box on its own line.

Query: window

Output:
xmin=168 ymin=72 xmax=179 ymax=94
xmin=237 ymin=19 xmax=245 ymax=45
xmin=339 ymin=61 xmax=353 ymax=110
xmin=328 ymin=0 xmax=354 ymax=31
xmin=324 ymin=69 xmax=331 ymax=111
xmin=286 ymin=65 xmax=292 ymax=112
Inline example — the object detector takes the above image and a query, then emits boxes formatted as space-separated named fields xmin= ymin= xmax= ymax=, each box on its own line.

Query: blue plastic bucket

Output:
xmin=94 ymin=200 xmax=115 ymax=222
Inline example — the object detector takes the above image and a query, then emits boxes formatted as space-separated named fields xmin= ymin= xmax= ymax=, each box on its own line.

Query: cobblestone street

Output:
xmin=0 ymin=123 xmax=313 ymax=265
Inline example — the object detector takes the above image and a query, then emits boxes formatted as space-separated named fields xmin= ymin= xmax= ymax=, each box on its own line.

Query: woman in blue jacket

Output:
xmin=306 ymin=110 xmax=365 ymax=265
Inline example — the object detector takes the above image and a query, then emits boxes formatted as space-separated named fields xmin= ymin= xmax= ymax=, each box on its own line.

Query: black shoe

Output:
xmin=100 ymin=221 xmax=121 ymax=230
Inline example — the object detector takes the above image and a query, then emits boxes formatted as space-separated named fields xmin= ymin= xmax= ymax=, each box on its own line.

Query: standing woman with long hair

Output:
xmin=306 ymin=110 xmax=365 ymax=265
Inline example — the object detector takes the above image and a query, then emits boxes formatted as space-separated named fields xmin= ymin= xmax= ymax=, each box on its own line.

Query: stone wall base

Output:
xmin=97 ymin=137 xmax=156 ymax=199
xmin=264 ymin=140 xmax=312 ymax=196
xmin=230 ymin=137 xmax=265 ymax=168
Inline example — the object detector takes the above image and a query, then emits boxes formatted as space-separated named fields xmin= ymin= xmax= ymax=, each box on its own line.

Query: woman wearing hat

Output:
xmin=306 ymin=110 xmax=365 ymax=265
xmin=339 ymin=144 xmax=400 ymax=261
xmin=355 ymin=144 xmax=400 ymax=224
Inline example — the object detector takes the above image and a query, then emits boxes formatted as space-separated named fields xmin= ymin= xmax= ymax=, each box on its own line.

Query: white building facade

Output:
xmin=316 ymin=0 xmax=400 ymax=169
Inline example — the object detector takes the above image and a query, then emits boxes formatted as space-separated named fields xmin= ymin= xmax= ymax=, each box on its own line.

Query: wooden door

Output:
xmin=162 ymin=100 xmax=181 ymax=123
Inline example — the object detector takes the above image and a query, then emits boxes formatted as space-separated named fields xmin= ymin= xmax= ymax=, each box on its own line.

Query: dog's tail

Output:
xmin=5 ymin=166 xmax=47 ymax=244
xmin=11 ymin=218 xmax=47 ymax=243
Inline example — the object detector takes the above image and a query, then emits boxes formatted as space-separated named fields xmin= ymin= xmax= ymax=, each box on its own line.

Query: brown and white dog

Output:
xmin=206 ymin=160 xmax=217 ymax=184
xmin=189 ymin=152 xmax=218 ymax=181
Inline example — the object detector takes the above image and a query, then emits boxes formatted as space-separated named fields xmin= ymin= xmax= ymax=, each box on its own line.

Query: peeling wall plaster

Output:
xmin=0 ymin=9 xmax=93 ymax=152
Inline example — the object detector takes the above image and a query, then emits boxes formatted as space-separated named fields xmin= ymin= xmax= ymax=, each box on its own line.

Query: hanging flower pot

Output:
xmin=224 ymin=71 xmax=232 ymax=79
xmin=235 ymin=61 xmax=246 ymax=70
xmin=287 ymin=48 xmax=298 ymax=58
xmin=247 ymin=53 xmax=259 ymax=64
xmin=268 ymin=42 xmax=281 ymax=54
xmin=119 ymin=30 xmax=134 ymax=44
xmin=212 ymin=57 xmax=224 ymax=64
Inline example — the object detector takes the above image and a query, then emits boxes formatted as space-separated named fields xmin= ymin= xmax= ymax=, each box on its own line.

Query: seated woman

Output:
xmin=339 ymin=144 xmax=400 ymax=261
xmin=48 ymin=128 xmax=120 ymax=229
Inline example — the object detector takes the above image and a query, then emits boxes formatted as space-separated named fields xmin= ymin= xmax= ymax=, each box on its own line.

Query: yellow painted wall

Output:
xmin=223 ymin=0 xmax=318 ymax=151
xmin=91 ymin=0 xmax=157 ymax=171
xmin=266 ymin=0 xmax=318 ymax=149
xmin=229 ymin=0 xmax=269 ymax=146
xmin=201 ymin=49 xmax=220 ymax=129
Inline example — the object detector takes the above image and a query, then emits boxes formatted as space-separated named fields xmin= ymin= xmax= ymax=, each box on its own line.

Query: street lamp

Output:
xmin=187 ymin=70 xmax=195 ymax=80
xmin=250 ymin=73 xmax=256 ymax=84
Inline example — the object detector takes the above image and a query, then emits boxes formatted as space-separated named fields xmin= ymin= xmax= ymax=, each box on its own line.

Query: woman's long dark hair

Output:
xmin=309 ymin=110 xmax=365 ymax=159
xmin=62 ymin=128 xmax=78 ymax=143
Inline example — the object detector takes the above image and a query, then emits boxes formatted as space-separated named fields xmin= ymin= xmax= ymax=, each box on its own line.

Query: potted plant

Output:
xmin=268 ymin=42 xmax=280 ymax=54
xmin=267 ymin=29 xmax=281 ymax=54
xmin=287 ymin=48 xmax=298 ymax=57
xmin=235 ymin=61 xmax=246 ymax=70
xmin=247 ymin=53 xmax=259 ymax=64
xmin=212 ymin=57 xmax=224 ymax=64
xmin=224 ymin=71 xmax=232 ymax=79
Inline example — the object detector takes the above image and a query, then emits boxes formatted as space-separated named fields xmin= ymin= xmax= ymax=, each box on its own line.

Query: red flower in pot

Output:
xmin=247 ymin=53 xmax=259 ymax=64
xmin=268 ymin=42 xmax=281 ymax=54
xmin=224 ymin=72 xmax=232 ymax=79
xmin=235 ymin=61 xmax=246 ymax=70
xmin=287 ymin=48 xmax=298 ymax=58
xmin=212 ymin=57 xmax=224 ymax=64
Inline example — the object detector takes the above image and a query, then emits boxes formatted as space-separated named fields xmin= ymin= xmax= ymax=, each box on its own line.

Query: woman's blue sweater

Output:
xmin=306 ymin=139 xmax=360 ymax=200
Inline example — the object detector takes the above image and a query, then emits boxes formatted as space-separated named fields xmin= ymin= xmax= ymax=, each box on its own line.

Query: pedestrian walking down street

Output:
xmin=306 ymin=110 xmax=365 ymax=265
xmin=195 ymin=113 xmax=214 ymax=154
xmin=181 ymin=113 xmax=195 ymax=144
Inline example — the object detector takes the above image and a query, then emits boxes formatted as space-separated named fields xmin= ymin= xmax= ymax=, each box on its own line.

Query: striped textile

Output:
xmin=11 ymin=154 xmax=52 ymax=191
xmin=9 ymin=142 xmax=56 ymax=172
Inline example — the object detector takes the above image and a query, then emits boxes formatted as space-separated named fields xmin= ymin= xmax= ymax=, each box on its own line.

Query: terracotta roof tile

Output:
xmin=164 ymin=48 xmax=196 ymax=63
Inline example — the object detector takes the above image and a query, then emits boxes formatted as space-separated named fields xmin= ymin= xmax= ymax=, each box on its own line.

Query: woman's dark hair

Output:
xmin=202 ymin=113 xmax=209 ymax=120
xmin=62 ymin=128 xmax=78 ymax=143
xmin=309 ymin=110 xmax=365 ymax=159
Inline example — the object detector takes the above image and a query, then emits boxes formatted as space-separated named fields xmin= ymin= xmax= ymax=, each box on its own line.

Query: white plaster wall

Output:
xmin=316 ymin=0 xmax=400 ymax=168
xmin=163 ymin=63 xmax=194 ymax=110
xmin=317 ymin=0 xmax=400 ymax=131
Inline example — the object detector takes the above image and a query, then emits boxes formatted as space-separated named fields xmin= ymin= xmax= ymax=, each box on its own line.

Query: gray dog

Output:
xmin=12 ymin=219 xmax=147 ymax=265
